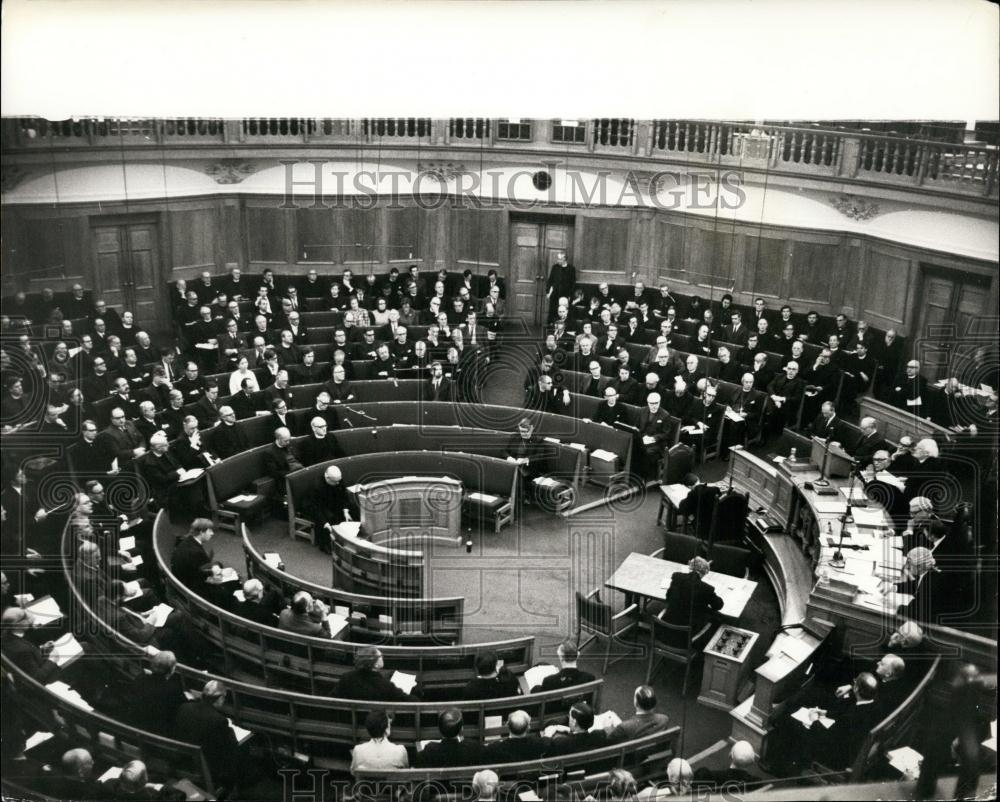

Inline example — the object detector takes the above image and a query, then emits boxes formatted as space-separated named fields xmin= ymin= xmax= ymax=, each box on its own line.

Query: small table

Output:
xmin=605 ymin=552 xmax=758 ymax=620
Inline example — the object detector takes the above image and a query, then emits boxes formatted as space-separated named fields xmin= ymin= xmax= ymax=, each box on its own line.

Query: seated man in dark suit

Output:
xmin=850 ymin=416 xmax=887 ymax=469
xmin=505 ymin=418 xmax=553 ymax=493
xmin=210 ymin=406 xmax=250 ymax=459
xmin=413 ymin=708 xmax=484 ymax=768
xmin=337 ymin=646 xmax=413 ymax=701
xmin=262 ymin=427 xmax=304 ymax=494
xmin=679 ymin=383 xmax=723 ymax=459
xmin=124 ymin=650 xmax=186 ymax=736
xmin=662 ymin=556 xmax=722 ymax=649
xmin=169 ymin=517 xmax=221 ymax=592
xmin=460 ymin=650 xmax=521 ymax=700
xmin=636 ymin=392 xmax=673 ymax=479
xmin=531 ymin=640 xmax=596 ymax=692
xmin=484 ymin=709 xmax=547 ymax=764
xmin=692 ymin=740 xmax=759 ymax=791
xmin=235 ymin=578 xmax=284 ymax=626
xmin=800 ymin=672 xmax=883 ymax=771
xmin=543 ymin=701 xmax=609 ymax=756
xmin=810 ymin=400 xmax=840 ymax=440
xmin=607 ymin=685 xmax=670 ymax=742
xmin=37 ymin=749 xmax=105 ymax=802
xmin=278 ymin=591 xmax=331 ymax=638
xmin=0 ymin=607 xmax=60 ymax=683
xmin=587 ymin=386 xmax=626 ymax=427
xmin=298 ymin=416 xmax=344 ymax=467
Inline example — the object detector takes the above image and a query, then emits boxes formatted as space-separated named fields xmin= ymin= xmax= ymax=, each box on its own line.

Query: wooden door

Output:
xmin=509 ymin=219 xmax=574 ymax=326
xmin=92 ymin=222 xmax=164 ymax=333
xmin=916 ymin=267 xmax=993 ymax=380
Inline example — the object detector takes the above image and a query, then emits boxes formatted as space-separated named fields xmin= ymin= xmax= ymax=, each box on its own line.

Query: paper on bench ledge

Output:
xmin=543 ymin=436 xmax=561 ymax=444
xmin=591 ymin=448 xmax=616 ymax=461
xmin=887 ymin=746 xmax=923 ymax=776
xmin=262 ymin=552 xmax=282 ymax=569
xmin=467 ymin=492 xmax=499 ymax=504
xmin=390 ymin=671 xmax=418 ymax=694
xmin=25 ymin=731 xmax=54 ymax=751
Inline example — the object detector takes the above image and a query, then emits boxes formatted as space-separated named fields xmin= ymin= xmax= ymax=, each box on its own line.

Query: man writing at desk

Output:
xmin=660 ymin=556 xmax=722 ymax=649
xmin=305 ymin=466 xmax=356 ymax=553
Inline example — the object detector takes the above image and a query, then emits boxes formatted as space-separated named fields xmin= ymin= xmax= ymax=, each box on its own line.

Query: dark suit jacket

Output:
xmin=594 ymin=401 xmax=626 ymax=426
xmin=262 ymin=443 xmax=303 ymax=486
xmin=170 ymin=536 xmax=213 ymax=590
xmin=69 ymin=438 xmax=112 ymax=475
xmin=210 ymin=422 xmax=250 ymax=460
xmin=663 ymin=571 xmax=723 ymax=633
xmin=638 ymin=407 xmax=672 ymax=445
xmin=173 ymin=700 xmax=240 ymax=782
xmin=413 ymin=737 xmax=484 ymax=768
xmin=532 ymin=666 xmax=596 ymax=693
xmin=298 ymin=435 xmax=344 ymax=467
xmin=485 ymin=734 xmax=547 ymax=764
xmin=851 ymin=432 xmax=887 ymax=468
xmin=126 ymin=672 xmax=186 ymax=735
xmin=137 ymin=451 xmax=182 ymax=507
xmin=678 ymin=484 xmax=720 ymax=539
xmin=460 ymin=673 xmax=521 ymax=701
xmin=337 ymin=668 xmax=411 ymax=702
xmin=171 ymin=433 xmax=212 ymax=470
xmin=425 ymin=377 xmax=454 ymax=402
xmin=811 ymin=413 xmax=840 ymax=440
xmin=544 ymin=729 xmax=608 ymax=757
xmin=98 ymin=422 xmax=145 ymax=464
xmin=607 ymin=711 xmax=670 ymax=742
xmin=1 ymin=634 xmax=59 ymax=683
xmin=192 ymin=395 xmax=221 ymax=429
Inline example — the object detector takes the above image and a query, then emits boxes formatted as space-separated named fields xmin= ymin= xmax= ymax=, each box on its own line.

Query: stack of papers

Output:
xmin=262 ymin=552 xmax=282 ymax=569
xmin=178 ymin=468 xmax=204 ymax=482
xmin=543 ymin=436 xmax=561 ymax=444
xmin=467 ymin=492 xmax=499 ymax=504
xmin=851 ymin=507 xmax=887 ymax=527
xmin=25 ymin=596 xmax=62 ymax=626
xmin=590 ymin=449 xmax=617 ymax=462
xmin=533 ymin=476 xmax=560 ymax=488
xmin=390 ymin=671 xmax=418 ymax=694
xmin=49 ymin=632 xmax=84 ymax=667
xmin=227 ymin=493 xmax=257 ymax=504
xmin=725 ymin=409 xmax=746 ymax=422
xmin=45 ymin=681 xmax=93 ymax=711
xmin=567 ymin=442 xmax=587 ymax=451
xmin=661 ymin=483 xmax=690 ymax=507
xmin=791 ymin=706 xmax=835 ymax=729
xmin=218 ymin=567 xmax=239 ymax=583
xmin=119 ymin=536 xmax=136 ymax=551
xmin=326 ymin=613 xmax=348 ymax=637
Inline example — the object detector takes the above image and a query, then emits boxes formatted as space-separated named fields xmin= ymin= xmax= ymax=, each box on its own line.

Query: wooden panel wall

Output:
xmin=1 ymin=197 xmax=995 ymax=344
xmin=167 ymin=208 xmax=217 ymax=280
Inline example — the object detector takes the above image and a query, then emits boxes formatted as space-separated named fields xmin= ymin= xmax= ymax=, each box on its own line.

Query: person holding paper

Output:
xmin=636 ymin=393 xmax=673 ymax=479
xmin=531 ymin=640 xmax=595 ymax=693
xmin=124 ymin=650 xmax=186 ymax=736
xmin=459 ymin=650 xmax=521 ymax=700
xmin=719 ymin=373 xmax=762 ymax=459
xmin=890 ymin=360 xmax=927 ymax=417
xmin=278 ymin=591 xmax=331 ymax=638
xmin=235 ymin=579 xmax=284 ymax=626
xmin=542 ymin=701 xmax=609 ymax=757
xmin=136 ymin=432 xmax=186 ymax=512
xmin=306 ymin=466 xmax=355 ymax=552
xmin=170 ymin=518 xmax=222 ymax=594
xmin=337 ymin=646 xmax=414 ymax=702
xmin=678 ymin=384 xmax=723 ymax=460
xmin=173 ymin=680 xmax=244 ymax=794
xmin=350 ymin=710 xmax=409 ymax=774
xmin=172 ymin=416 xmax=219 ymax=470
xmin=0 ymin=607 xmax=60 ymax=682
xmin=764 ymin=361 xmax=805 ymax=440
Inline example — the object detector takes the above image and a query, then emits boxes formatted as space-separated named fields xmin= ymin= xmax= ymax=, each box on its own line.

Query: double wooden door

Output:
xmin=509 ymin=218 xmax=574 ymax=327
xmin=91 ymin=220 xmax=164 ymax=333
xmin=916 ymin=266 xmax=995 ymax=380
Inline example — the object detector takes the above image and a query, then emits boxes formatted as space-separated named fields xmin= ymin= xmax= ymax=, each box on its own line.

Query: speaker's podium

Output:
xmin=355 ymin=476 xmax=464 ymax=549
xmin=810 ymin=436 xmax=853 ymax=480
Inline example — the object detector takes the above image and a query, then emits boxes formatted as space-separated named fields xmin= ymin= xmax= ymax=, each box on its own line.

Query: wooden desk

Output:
xmin=605 ymin=552 xmax=757 ymax=620
xmin=858 ymin=396 xmax=954 ymax=446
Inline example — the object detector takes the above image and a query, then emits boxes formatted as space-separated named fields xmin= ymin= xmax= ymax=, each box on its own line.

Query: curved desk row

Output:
xmin=1 ymin=655 xmax=214 ymax=791
xmin=152 ymin=511 xmax=536 ymax=697
xmin=240 ymin=525 xmax=465 ymax=645
xmin=54 ymin=514 xmax=605 ymax=763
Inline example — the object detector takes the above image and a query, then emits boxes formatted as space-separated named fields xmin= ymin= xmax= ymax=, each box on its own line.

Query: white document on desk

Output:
xmin=851 ymin=507 xmax=887 ymax=527
xmin=662 ymin=483 xmax=690 ymax=507
xmin=813 ymin=499 xmax=848 ymax=515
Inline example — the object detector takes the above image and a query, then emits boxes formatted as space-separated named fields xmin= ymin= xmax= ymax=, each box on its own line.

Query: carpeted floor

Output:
xmin=201 ymin=334 xmax=784 ymax=758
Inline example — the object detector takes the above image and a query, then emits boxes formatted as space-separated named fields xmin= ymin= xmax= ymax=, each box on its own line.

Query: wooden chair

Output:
xmin=646 ymin=611 xmax=710 ymax=693
xmin=660 ymin=443 xmax=693 ymax=486
xmin=708 ymin=543 xmax=753 ymax=579
xmin=653 ymin=532 xmax=705 ymax=565
xmin=574 ymin=589 xmax=640 ymax=674
xmin=706 ymin=490 xmax=749 ymax=547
